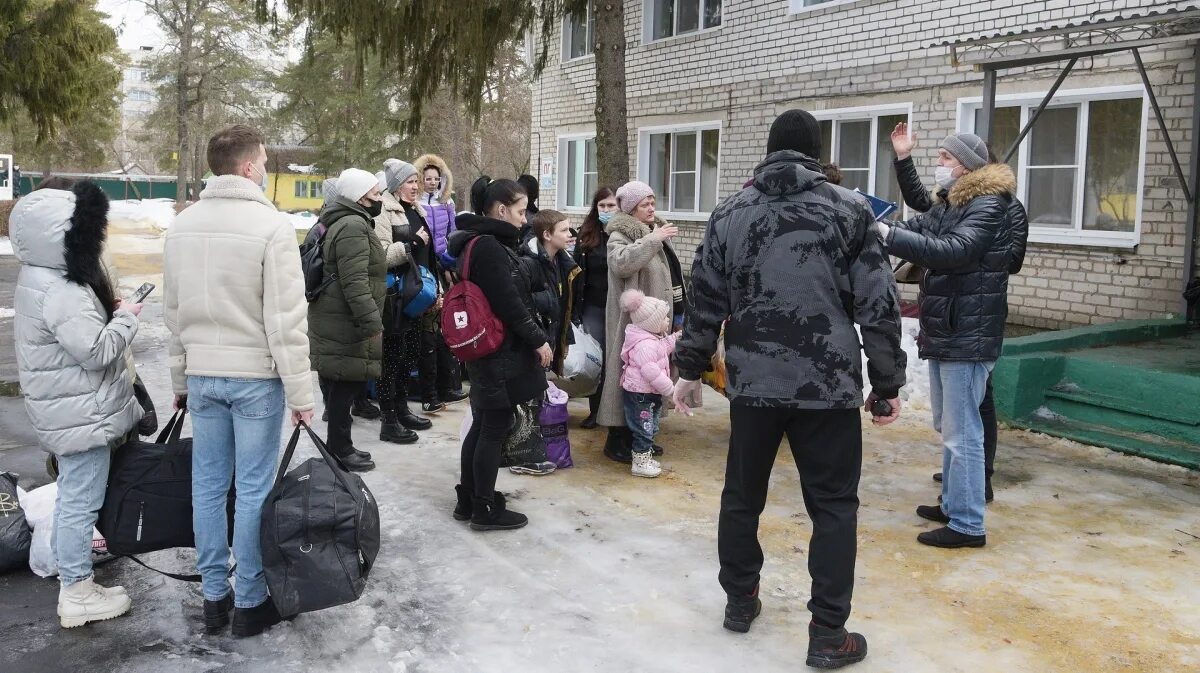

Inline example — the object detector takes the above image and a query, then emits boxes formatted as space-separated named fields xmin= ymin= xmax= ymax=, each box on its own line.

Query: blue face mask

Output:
xmin=598 ymin=211 xmax=614 ymax=225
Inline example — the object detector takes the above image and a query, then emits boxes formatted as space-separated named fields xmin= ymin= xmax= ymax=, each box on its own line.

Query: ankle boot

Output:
xmin=806 ymin=621 xmax=868 ymax=669
xmin=58 ymin=578 xmax=132 ymax=628
xmin=203 ymin=593 xmax=234 ymax=634
xmin=231 ymin=596 xmax=287 ymax=638
xmin=470 ymin=496 xmax=528 ymax=531
xmin=603 ymin=427 xmax=633 ymax=464
xmin=397 ymin=402 xmax=432 ymax=431
xmin=380 ymin=411 xmax=418 ymax=444
xmin=336 ymin=448 xmax=376 ymax=472
xmin=455 ymin=485 xmax=505 ymax=521
xmin=351 ymin=396 xmax=381 ymax=420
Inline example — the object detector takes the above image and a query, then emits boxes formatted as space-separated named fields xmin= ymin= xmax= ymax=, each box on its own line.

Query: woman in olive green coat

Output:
xmin=308 ymin=168 xmax=387 ymax=471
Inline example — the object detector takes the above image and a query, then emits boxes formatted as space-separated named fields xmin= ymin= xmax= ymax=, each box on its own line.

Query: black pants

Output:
xmin=981 ymin=375 xmax=996 ymax=480
xmin=419 ymin=325 xmax=460 ymax=403
xmin=719 ymin=405 xmax=862 ymax=629
xmin=377 ymin=327 xmax=418 ymax=413
xmin=322 ymin=378 xmax=362 ymax=457
xmin=460 ymin=406 xmax=514 ymax=502
xmin=319 ymin=379 xmax=371 ymax=406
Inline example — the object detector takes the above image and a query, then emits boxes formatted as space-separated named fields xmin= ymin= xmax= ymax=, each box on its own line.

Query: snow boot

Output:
xmin=203 ymin=593 xmax=234 ymax=634
xmin=917 ymin=526 xmax=985 ymax=548
xmin=455 ymin=486 xmax=505 ymax=521
xmin=470 ymin=496 xmax=528 ymax=532
xmin=231 ymin=596 xmax=289 ymax=638
xmin=58 ymin=578 xmax=132 ymax=628
xmin=723 ymin=590 xmax=762 ymax=633
xmin=631 ymin=452 xmax=662 ymax=478
xmin=397 ymin=402 xmax=432 ymax=431
xmin=806 ymin=621 xmax=868 ymax=669
xmin=380 ymin=412 xmax=418 ymax=444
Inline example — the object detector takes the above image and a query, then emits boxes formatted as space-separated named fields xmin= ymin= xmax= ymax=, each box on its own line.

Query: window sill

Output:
xmin=561 ymin=206 xmax=591 ymax=215
xmin=1027 ymin=230 xmax=1138 ymax=249
xmin=658 ymin=211 xmax=712 ymax=223
xmin=642 ymin=25 xmax=723 ymax=50
xmin=561 ymin=53 xmax=594 ymax=66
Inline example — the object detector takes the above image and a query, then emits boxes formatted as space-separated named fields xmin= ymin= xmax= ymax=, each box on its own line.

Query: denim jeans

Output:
xmin=622 ymin=391 xmax=662 ymax=455
xmin=928 ymin=360 xmax=995 ymax=537
xmin=188 ymin=376 xmax=285 ymax=608
xmin=53 ymin=445 xmax=111 ymax=586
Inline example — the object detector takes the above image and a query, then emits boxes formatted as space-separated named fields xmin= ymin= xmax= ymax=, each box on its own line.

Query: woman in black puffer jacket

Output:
xmin=446 ymin=177 xmax=552 ymax=533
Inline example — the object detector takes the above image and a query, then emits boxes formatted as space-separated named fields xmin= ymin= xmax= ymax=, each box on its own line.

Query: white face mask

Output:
xmin=250 ymin=162 xmax=268 ymax=192
xmin=934 ymin=165 xmax=958 ymax=190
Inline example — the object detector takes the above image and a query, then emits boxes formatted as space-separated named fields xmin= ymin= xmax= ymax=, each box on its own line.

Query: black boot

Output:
xmin=806 ymin=622 xmax=868 ymax=669
xmin=231 ymin=597 xmax=289 ymax=638
xmin=470 ymin=496 xmax=528 ymax=531
xmin=336 ymin=448 xmax=376 ymax=473
xmin=917 ymin=526 xmax=986 ymax=548
xmin=397 ymin=402 xmax=432 ymax=431
xmin=603 ymin=427 xmax=632 ymax=464
xmin=203 ymin=593 xmax=233 ymax=634
xmin=723 ymin=590 xmax=762 ymax=633
xmin=580 ymin=414 xmax=598 ymax=429
xmin=380 ymin=412 xmax=418 ymax=444
xmin=454 ymin=485 xmax=505 ymax=521
xmin=351 ymin=396 xmax=381 ymax=420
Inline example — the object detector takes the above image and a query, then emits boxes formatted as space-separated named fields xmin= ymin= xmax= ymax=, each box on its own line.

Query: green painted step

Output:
xmin=1043 ymin=394 xmax=1200 ymax=448
xmin=1056 ymin=360 xmax=1200 ymax=424
xmin=1045 ymin=388 xmax=1200 ymax=427
xmin=1013 ymin=414 xmax=1200 ymax=470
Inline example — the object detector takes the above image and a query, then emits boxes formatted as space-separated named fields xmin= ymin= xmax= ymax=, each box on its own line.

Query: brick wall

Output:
xmin=532 ymin=0 xmax=1197 ymax=329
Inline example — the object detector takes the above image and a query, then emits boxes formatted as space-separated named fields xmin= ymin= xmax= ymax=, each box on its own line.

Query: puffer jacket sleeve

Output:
xmin=676 ymin=211 xmax=730 ymax=382
xmin=1007 ymin=199 xmax=1029 ymax=274
xmin=470 ymin=237 xmax=547 ymax=350
xmin=608 ymin=231 xmax=663 ymax=279
xmin=262 ymin=219 xmax=315 ymax=412
xmin=331 ymin=219 xmax=384 ymax=340
xmin=44 ymin=284 xmax=139 ymax=372
xmin=846 ymin=209 xmax=906 ymax=399
xmin=894 ymin=157 xmax=935 ymax=213
xmin=887 ymin=196 xmax=1004 ymax=271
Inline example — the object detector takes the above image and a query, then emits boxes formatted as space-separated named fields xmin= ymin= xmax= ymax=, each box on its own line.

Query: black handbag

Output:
xmin=260 ymin=423 xmax=380 ymax=618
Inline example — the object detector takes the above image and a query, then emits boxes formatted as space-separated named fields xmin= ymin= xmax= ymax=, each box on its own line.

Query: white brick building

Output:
xmin=530 ymin=0 xmax=1200 ymax=329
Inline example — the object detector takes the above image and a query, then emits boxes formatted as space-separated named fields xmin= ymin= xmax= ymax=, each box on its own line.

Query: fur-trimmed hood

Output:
xmin=414 ymin=153 xmax=454 ymax=205
xmin=946 ymin=162 xmax=1017 ymax=208
xmin=605 ymin=212 xmax=670 ymax=241
xmin=10 ymin=183 xmax=109 ymax=273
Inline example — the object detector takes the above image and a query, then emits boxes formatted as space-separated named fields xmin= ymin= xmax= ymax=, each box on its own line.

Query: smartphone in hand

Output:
xmin=129 ymin=282 xmax=155 ymax=304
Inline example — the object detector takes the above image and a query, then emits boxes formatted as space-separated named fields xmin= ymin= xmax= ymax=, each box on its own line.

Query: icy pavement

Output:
xmin=0 ymin=236 xmax=12 ymax=256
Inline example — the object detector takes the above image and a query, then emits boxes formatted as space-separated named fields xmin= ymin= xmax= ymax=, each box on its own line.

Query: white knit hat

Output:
xmin=620 ymin=289 xmax=670 ymax=333
xmin=616 ymin=180 xmax=655 ymax=215
xmin=337 ymin=168 xmax=378 ymax=203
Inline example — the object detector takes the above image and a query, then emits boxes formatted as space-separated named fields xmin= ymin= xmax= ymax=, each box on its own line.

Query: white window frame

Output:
xmin=561 ymin=1 xmax=593 ymax=63
xmin=811 ymin=103 xmax=913 ymax=217
xmin=644 ymin=0 xmax=723 ymax=45
xmin=958 ymin=85 xmax=1148 ymax=248
xmin=557 ymin=132 xmax=598 ymax=214
xmin=788 ymin=0 xmax=862 ymax=15
xmin=635 ymin=120 xmax=723 ymax=221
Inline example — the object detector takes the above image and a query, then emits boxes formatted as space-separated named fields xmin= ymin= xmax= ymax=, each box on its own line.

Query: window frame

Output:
xmin=561 ymin=1 xmax=594 ymax=63
xmin=556 ymin=132 xmax=599 ymax=214
xmin=644 ymin=0 xmax=723 ymax=45
xmin=811 ymin=103 xmax=913 ymax=217
xmin=635 ymin=120 xmax=723 ymax=221
xmin=957 ymin=85 xmax=1149 ymax=248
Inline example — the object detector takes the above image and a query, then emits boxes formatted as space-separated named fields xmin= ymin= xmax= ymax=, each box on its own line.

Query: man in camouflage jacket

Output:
xmin=673 ymin=109 xmax=906 ymax=668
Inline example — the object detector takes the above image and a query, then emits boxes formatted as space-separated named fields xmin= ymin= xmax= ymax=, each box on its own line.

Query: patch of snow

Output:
xmin=858 ymin=317 xmax=929 ymax=414
xmin=0 ymin=307 xmax=14 ymax=319
xmin=109 ymin=198 xmax=177 ymax=231
xmin=289 ymin=211 xmax=318 ymax=230
xmin=287 ymin=163 xmax=319 ymax=174
xmin=0 ymin=236 xmax=12 ymax=256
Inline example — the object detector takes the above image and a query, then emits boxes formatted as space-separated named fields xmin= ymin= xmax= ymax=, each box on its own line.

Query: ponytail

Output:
xmin=470 ymin=175 xmax=526 ymax=216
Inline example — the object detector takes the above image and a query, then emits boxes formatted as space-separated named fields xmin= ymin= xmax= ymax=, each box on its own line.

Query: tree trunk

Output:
xmin=592 ymin=1 xmax=629 ymax=188
xmin=174 ymin=1 xmax=195 ymax=206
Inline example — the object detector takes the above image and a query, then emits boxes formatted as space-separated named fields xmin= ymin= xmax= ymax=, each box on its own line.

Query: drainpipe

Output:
xmin=1184 ymin=44 xmax=1200 ymax=316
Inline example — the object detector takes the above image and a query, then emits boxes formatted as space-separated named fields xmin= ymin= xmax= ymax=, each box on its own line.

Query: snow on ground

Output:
xmin=289 ymin=211 xmax=318 ymax=230
xmin=0 ymin=236 xmax=12 ymax=256
xmin=860 ymin=317 xmax=929 ymax=413
xmin=109 ymin=199 xmax=177 ymax=231
xmin=0 ymin=307 xmax=14 ymax=319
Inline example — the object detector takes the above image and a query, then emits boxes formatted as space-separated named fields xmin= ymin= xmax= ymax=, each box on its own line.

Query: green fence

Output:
xmin=19 ymin=174 xmax=180 ymax=201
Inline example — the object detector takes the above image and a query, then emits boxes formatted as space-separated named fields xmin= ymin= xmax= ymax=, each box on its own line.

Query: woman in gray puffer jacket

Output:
xmin=11 ymin=181 xmax=142 ymax=627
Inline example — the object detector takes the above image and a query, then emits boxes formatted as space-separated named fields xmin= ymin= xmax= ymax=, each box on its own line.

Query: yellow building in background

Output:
xmin=265 ymin=145 xmax=326 ymax=212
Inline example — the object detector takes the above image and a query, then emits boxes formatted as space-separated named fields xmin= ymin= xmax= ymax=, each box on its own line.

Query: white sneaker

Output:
xmin=631 ymin=452 xmax=662 ymax=478
xmin=58 ymin=578 xmax=132 ymax=628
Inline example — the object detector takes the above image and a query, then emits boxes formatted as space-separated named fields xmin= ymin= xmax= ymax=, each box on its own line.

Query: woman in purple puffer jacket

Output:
xmin=414 ymin=154 xmax=458 ymax=270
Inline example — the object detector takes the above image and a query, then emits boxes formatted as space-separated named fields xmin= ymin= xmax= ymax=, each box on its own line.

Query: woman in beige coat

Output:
xmin=598 ymin=181 xmax=685 ymax=463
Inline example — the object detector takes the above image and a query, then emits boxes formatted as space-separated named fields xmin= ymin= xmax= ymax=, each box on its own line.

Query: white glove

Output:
xmin=672 ymin=378 xmax=702 ymax=416
xmin=875 ymin=220 xmax=891 ymax=242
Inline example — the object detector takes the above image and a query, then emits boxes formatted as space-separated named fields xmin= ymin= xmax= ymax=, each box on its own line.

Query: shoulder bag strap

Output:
xmin=155 ymin=409 xmax=187 ymax=444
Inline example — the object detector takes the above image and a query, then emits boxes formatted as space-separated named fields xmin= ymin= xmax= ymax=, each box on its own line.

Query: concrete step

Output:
xmin=1019 ymin=412 xmax=1200 ymax=470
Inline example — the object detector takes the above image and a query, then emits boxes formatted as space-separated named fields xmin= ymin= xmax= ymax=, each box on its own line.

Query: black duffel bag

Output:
xmin=98 ymin=410 xmax=233 ymax=563
xmin=261 ymin=423 xmax=380 ymax=618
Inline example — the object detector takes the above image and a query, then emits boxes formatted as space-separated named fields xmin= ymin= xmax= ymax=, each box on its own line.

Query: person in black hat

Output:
xmin=674 ymin=108 xmax=906 ymax=669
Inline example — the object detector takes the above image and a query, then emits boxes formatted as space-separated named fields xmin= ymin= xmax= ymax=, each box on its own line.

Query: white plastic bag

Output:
xmin=19 ymin=483 xmax=110 ymax=578
xmin=557 ymin=323 xmax=603 ymax=398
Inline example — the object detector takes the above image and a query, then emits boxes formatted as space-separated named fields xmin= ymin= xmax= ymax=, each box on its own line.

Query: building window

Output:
xmin=127 ymin=89 xmax=153 ymax=103
xmin=558 ymin=136 xmax=598 ymax=210
xmin=962 ymin=87 xmax=1146 ymax=246
xmin=293 ymin=180 xmax=322 ymax=199
xmin=294 ymin=181 xmax=307 ymax=198
xmin=813 ymin=106 xmax=910 ymax=212
xmin=563 ymin=1 xmax=594 ymax=61
xmin=638 ymin=124 xmax=721 ymax=218
xmin=649 ymin=0 xmax=721 ymax=42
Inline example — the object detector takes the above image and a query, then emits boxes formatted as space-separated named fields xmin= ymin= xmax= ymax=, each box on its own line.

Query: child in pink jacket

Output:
xmin=619 ymin=289 xmax=677 ymax=478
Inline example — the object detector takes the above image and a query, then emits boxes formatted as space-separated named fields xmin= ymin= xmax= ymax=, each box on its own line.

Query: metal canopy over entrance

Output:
xmin=933 ymin=4 xmax=1200 ymax=314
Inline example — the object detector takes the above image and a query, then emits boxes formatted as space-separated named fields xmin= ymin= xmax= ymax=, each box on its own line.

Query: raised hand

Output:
xmin=890 ymin=122 xmax=917 ymax=160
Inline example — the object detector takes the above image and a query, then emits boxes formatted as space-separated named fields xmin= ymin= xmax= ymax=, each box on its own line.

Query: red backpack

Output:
xmin=441 ymin=237 xmax=507 ymax=361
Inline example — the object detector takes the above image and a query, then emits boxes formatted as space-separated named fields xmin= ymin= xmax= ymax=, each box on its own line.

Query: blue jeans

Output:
xmin=53 ymin=445 xmax=111 ymax=586
xmin=622 ymin=391 xmax=662 ymax=455
xmin=928 ymin=360 xmax=995 ymax=537
xmin=188 ymin=376 xmax=285 ymax=608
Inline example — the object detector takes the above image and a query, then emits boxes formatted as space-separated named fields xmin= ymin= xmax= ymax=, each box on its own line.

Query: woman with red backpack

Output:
xmin=444 ymin=177 xmax=552 ymax=532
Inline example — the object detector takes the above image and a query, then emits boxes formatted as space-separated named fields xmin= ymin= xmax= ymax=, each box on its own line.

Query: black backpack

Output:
xmin=97 ymin=410 xmax=233 ymax=577
xmin=300 ymin=221 xmax=337 ymax=301
xmin=261 ymin=423 xmax=380 ymax=618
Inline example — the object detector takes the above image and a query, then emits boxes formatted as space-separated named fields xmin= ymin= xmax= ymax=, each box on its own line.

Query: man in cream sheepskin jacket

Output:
xmin=162 ymin=124 xmax=313 ymax=637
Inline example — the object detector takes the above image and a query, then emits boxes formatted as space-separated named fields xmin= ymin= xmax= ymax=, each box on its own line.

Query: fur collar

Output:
xmin=947 ymin=163 xmax=1017 ymax=208
xmin=199 ymin=174 xmax=277 ymax=208
xmin=606 ymin=212 xmax=669 ymax=241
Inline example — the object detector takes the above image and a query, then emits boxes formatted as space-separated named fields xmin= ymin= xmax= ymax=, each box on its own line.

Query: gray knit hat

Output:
xmin=383 ymin=158 xmax=417 ymax=193
xmin=940 ymin=133 xmax=989 ymax=171
xmin=321 ymin=178 xmax=340 ymax=209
